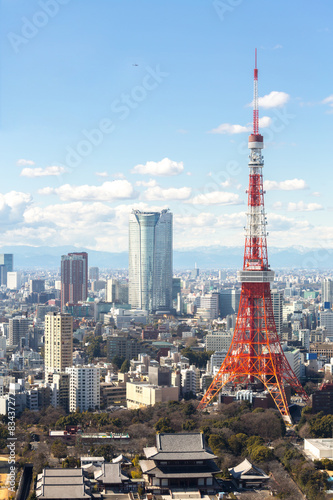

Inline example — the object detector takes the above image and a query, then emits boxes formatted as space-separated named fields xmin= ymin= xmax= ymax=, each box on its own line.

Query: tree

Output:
xmin=63 ymin=457 xmax=80 ymax=468
xmin=120 ymin=359 xmax=130 ymax=373
xmin=182 ymin=420 xmax=196 ymax=431
xmin=227 ymin=433 xmax=247 ymax=455
xmin=51 ymin=439 xmax=67 ymax=460
xmin=154 ymin=417 xmax=174 ymax=433
xmin=112 ymin=355 xmax=125 ymax=369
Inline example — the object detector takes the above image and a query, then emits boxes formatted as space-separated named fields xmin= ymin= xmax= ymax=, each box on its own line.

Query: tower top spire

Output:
xmin=249 ymin=48 xmax=263 ymax=146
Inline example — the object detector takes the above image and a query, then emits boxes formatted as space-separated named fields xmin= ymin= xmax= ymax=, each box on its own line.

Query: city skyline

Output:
xmin=1 ymin=1 xmax=333 ymax=256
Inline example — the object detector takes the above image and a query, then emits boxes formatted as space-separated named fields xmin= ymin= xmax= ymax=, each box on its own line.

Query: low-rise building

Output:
xmin=126 ymin=382 xmax=178 ymax=409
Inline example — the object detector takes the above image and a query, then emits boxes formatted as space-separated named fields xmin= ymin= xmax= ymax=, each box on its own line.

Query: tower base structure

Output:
xmin=199 ymin=282 xmax=309 ymax=425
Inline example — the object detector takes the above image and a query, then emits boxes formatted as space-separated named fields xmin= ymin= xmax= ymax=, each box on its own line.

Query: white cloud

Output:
xmin=312 ymin=192 xmax=321 ymax=197
xmin=322 ymin=95 xmax=333 ymax=106
xmin=259 ymin=116 xmax=272 ymax=128
xmin=209 ymin=123 xmax=250 ymax=135
xmin=257 ymin=91 xmax=290 ymax=108
xmin=287 ymin=201 xmax=323 ymax=212
xmin=135 ymin=179 xmax=158 ymax=187
xmin=39 ymin=180 xmax=137 ymax=202
xmin=20 ymin=165 xmax=66 ymax=177
xmin=131 ymin=158 xmax=184 ymax=176
xmin=322 ymin=95 xmax=333 ymax=113
xmin=264 ymin=178 xmax=308 ymax=191
xmin=175 ymin=212 xmax=217 ymax=228
xmin=95 ymin=172 xmax=108 ymax=177
xmin=216 ymin=211 xmax=247 ymax=227
xmin=186 ymin=191 xmax=242 ymax=205
xmin=113 ymin=172 xmax=126 ymax=179
xmin=209 ymin=116 xmax=272 ymax=135
xmin=0 ymin=191 xmax=32 ymax=224
xmin=272 ymin=201 xmax=283 ymax=210
xmin=273 ymin=44 xmax=283 ymax=50
xmin=144 ymin=186 xmax=192 ymax=201
xmin=17 ymin=159 xmax=35 ymax=166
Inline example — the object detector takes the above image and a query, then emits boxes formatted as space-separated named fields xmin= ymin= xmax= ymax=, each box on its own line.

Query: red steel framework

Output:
xmin=198 ymin=50 xmax=309 ymax=424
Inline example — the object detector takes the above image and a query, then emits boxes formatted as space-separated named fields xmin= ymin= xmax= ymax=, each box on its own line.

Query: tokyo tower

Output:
xmin=198 ymin=50 xmax=309 ymax=424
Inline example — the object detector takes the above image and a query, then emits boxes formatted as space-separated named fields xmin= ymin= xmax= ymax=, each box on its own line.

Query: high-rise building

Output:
xmin=322 ymin=279 xmax=333 ymax=307
xmin=61 ymin=252 xmax=88 ymax=311
xmin=129 ymin=209 xmax=172 ymax=313
xmin=105 ymin=279 xmax=128 ymax=304
xmin=66 ymin=365 xmax=100 ymax=412
xmin=44 ymin=312 xmax=73 ymax=373
xmin=8 ymin=317 xmax=29 ymax=346
xmin=0 ymin=253 xmax=13 ymax=285
xmin=218 ymin=288 xmax=241 ymax=318
xmin=271 ymin=289 xmax=283 ymax=337
xmin=0 ymin=254 xmax=13 ymax=286
xmin=7 ymin=272 xmax=21 ymax=290
xmin=89 ymin=267 xmax=99 ymax=281
xmin=29 ymin=279 xmax=45 ymax=294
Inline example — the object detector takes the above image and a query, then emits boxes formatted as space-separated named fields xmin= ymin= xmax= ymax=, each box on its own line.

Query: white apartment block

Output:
xmin=66 ymin=365 xmax=100 ymax=412
xmin=181 ymin=365 xmax=200 ymax=395
xmin=284 ymin=348 xmax=301 ymax=381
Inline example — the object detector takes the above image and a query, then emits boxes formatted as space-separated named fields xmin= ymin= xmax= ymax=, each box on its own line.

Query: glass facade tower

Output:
xmin=129 ymin=209 xmax=172 ymax=313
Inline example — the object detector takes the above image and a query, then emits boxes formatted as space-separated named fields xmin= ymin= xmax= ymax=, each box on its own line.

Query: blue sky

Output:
xmin=0 ymin=0 xmax=333 ymax=252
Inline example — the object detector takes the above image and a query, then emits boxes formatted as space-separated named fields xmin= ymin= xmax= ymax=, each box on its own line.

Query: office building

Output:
xmin=205 ymin=331 xmax=233 ymax=352
xmin=129 ymin=209 xmax=172 ymax=313
xmin=322 ymin=278 xmax=333 ymax=307
xmin=44 ymin=312 xmax=73 ymax=373
xmin=126 ymin=382 xmax=178 ymax=409
xmin=219 ymin=288 xmax=240 ymax=318
xmin=7 ymin=272 xmax=21 ymax=290
xmin=66 ymin=365 xmax=100 ymax=412
xmin=29 ymin=279 xmax=45 ymax=294
xmin=320 ymin=310 xmax=333 ymax=340
xmin=271 ymin=289 xmax=283 ymax=336
xmin=0 ymin=254 xmax=13 ymax=286
xmin=89 ymin=266 xmax=99 ymax=281
xmin=8 ymin=317 xmax=29 ymax=346
xmin=61 ymin=252 xmax=88 ymax=310
xmin=105 ymin=279 xmax=128 ymax=304
xmin=200 ymin=293 xmax=219 ymax=320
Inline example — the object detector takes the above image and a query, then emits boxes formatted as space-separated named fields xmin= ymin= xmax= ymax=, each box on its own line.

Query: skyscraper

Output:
xmin=322 ymin=278 xmax=333 ymax=307
xmin=8 ymin=317 xmax=29 ymax=346
xmin=44 ymin=312 xmax=73 ymax=373
xmin=129 ymin=209 xmax=172 ymax=313
xmin=271 ymin=289 xmax=283 ymax=337
xmin=0 ymin=254 xmax=13 ymax=286
xmin=66 ymin=365 xmax=100 ymax=412
xmin=61 ymin=252 xmax=88 ymax=311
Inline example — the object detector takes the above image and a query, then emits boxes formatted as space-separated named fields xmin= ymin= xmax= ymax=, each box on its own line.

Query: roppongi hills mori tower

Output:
xmin=129 ymin=209 xmax=173 ymax=313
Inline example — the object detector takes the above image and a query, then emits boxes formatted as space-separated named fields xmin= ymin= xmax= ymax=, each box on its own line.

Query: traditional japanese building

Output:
xmin=140 ymin=432 xmax=221 ymax=491
xmin=229 ymin=459 xmax=269 ymax=489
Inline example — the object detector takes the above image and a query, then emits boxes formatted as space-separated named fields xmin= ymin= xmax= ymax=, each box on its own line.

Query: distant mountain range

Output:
xmin=0 ymin=245 xmax=332 ymax=270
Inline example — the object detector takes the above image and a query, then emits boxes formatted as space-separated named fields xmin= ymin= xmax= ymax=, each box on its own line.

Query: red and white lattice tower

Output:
xmin=198 ymin=50 xmax=309 ymax=424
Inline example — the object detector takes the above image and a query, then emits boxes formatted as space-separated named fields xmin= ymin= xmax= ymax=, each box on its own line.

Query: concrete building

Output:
xmin=49 ymin=372 xmax=70 ymax=413
xmin=66 ymin=365 xmax=100 ymax=412
xmin=271 ymin=289 xmax=283 ymax=336
xmin=7 ymin=272 xmax=21 ymax=290
xmin=199 ymin=293 xmax=219 ymax=320
xmin=283 ymin=347 xmax=301 ymax=381
xmin=181 ymin=365 xmax=200 ymax=396
xmin=61 ymin=252 xmax=88 ymax=311
xmin=105 ymin=279 xmax=129 ymax=304
xmin=107 ymin=335 xmax=140 ymax=362
xmin=219 ymin=288 xmax=240 ymax=318
xmin=126 ymin=382 xmax=178 ymax=409
xmin=44 ymin=313 xmax=73 ymax=373
xmin=29 ymin=279 xmax=45 ymax=294
xmin=205 ymin=331 xmax=233 ymax=352
xmin=129 ymin=209 xmax=172 ymax=313
xmin=304 ymin=439 xmax=333 ymax=460
xmin=8 ymin=317 xmax=29 ymax=346
xmin=320 ymin=310 xmax=333 ymax=340
xmin=208 ymin=351 xmax=228 ymax=375
xmin=89 ymin=267 xmax=99 ymax=281
xmin=322 ymin=278 xmax=333 ymax=306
